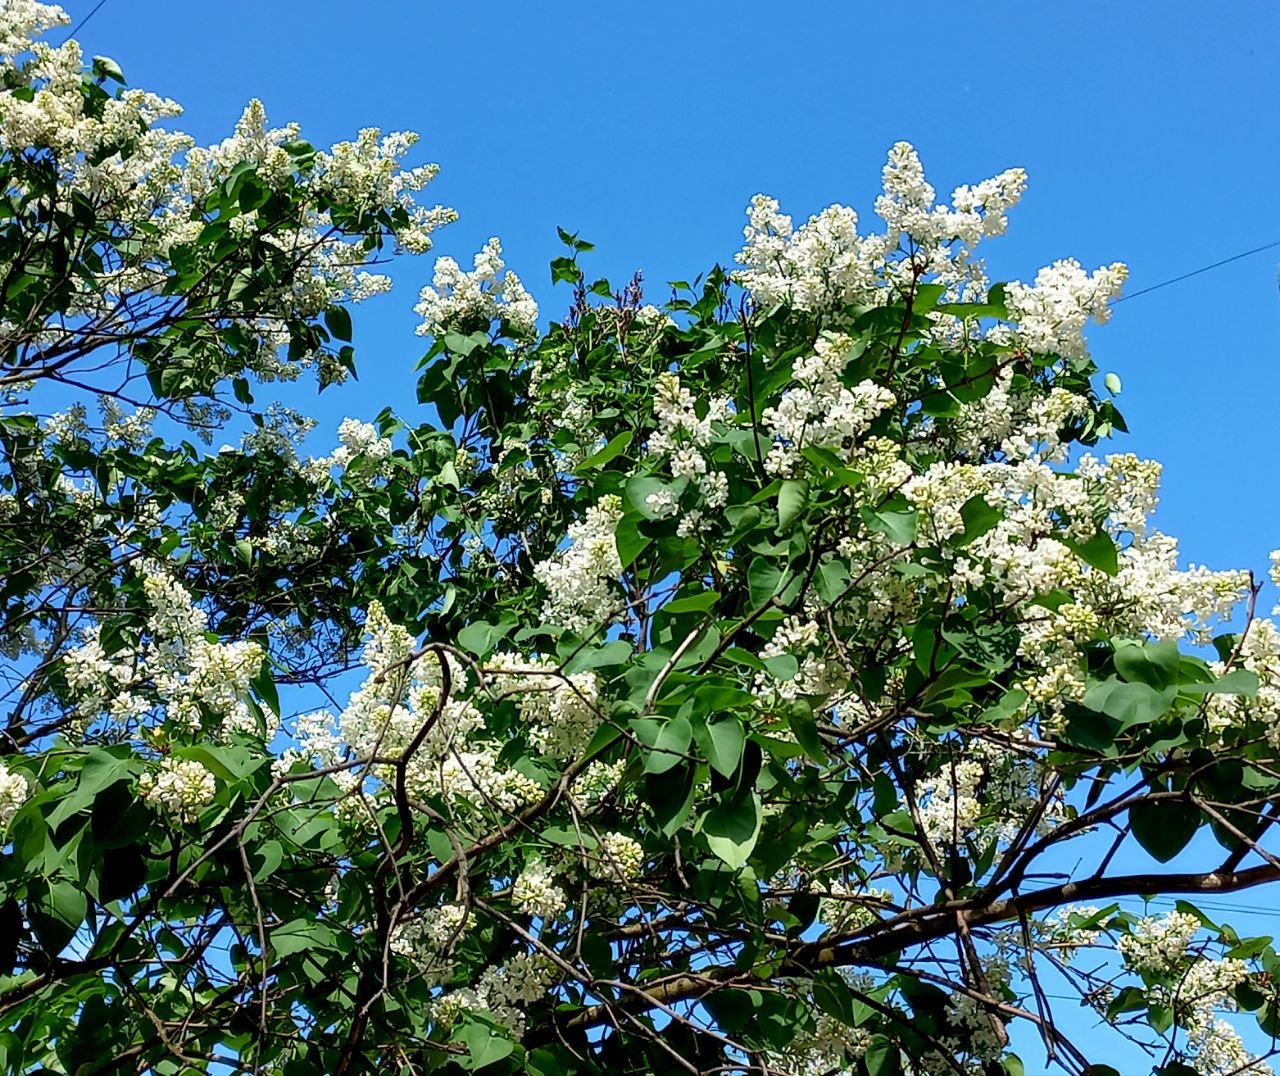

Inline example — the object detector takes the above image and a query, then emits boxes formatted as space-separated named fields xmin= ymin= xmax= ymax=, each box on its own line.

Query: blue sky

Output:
xmin=62 ymin=2 xmax=1280 ymax=1070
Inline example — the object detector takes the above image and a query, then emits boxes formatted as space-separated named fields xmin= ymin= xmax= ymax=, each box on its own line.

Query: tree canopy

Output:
xmin=2 ymin=5 xmax=1280 ymax=1075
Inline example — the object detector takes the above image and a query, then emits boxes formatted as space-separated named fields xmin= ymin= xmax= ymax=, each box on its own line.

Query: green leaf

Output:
xmin=456 ymin=1018 xmax=516 ymax=1070
xmin=1064 ymin=530 xmax=1119 ymax=575
xmin=1114 ymin=640 xmax=1181 ymax=690
xmin=48 ymin=880 xmax=87 ymax=930
xmin=441 ymin=330 xmax=489 ymax=355
xmin=271 ymin=918 xmax=336 ymax=958
xmin=703 ymin=718 xmax=746 ymax=778
xmin=786 ymin=705 xmax=825 ymax=761
xmin=252 ymin=661 xmax=281 ymax=718
xmin=776 ymin=479 xmax=808 ymax=530
xmin=1183 ymin=668 xmax=1259 ymax=698
xmin=957 ymin=495 xmax=1000 ymax=546
xmin=762 ymin=652 xmax=799 ymax=681
xmin=1082 ymin=677 xmax=1175 ymax=728
xmin=663 ymin=589 xmax=720 ymax=614
xmin=550 ymin=256 xmax=581 ymax=285
xmin=91 ymin=55 xmax=126 ymax=84
xmin=176 ymin=743 xmax=260 ymax=781
xmin=47 ymin=749 xmax=134 ymax=828
xmin=1131 ymin=799 xmax=1199 ymax=862
xmin=458 ymin=620 xmax=507 ymax=657
xmin=323 ymin=306 xmax=352 ymax=342
xmin=253 ymin=840 xmax=285 ymax=883
xmin=615 ymin=515 xmax=651 ymax=569
xmin=644 ymin=716 xmax=692 ymax=775
xmin=647 ymin=764 xmax=697 ymax=837
xmin=815 ymin=560 xmax=851 ymax=603
xmin=748 ymin=559 xmax=782 ymax=609
xmin=864 ymin=506 xmax=916 ymax=546
xmin=564 ymin=639 xmax=632 ymax=674
xmin=578 ymin=430 xmax=633 ymax=470
xmin=864 ymin=1035 xmax=902 ymax=1076
xmin=625 ymin=474 xmax=687 ymax=520
xmin=702 ymin=792 xmax=761 ymax=869
xmin=539 ymin=826 xmax=597 ymax=849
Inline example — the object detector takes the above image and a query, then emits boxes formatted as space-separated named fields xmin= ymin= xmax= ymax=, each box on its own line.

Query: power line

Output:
xmin=1114 ymin=238 xmax=1280 ymax=304
xmin=1117 ymin=894 xmax=1280 ymax=920
xmin=59 ymin=0 xmax=109 ymax=43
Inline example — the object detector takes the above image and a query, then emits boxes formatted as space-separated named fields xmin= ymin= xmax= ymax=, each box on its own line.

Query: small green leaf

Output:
xmin=748 ymin=559 xmax=782 ymax=609
xmin=323 ymin=306 xmax=353 ymax=343
xmin=1130 ymin=799 xmax=1200 ymax=862
xmin=1064 ymin=530 xmax=1119 ymax=575
xmin=456 ymin=1019 xmax=515 ymax=1070
xmin=645 ymin=716 xmax=692 ymax=775
xmin=458 ymin=620 xmax=507 ymax=657
xmin=578 ymin=430 xmax=633 ymax=470
xmin=777 ymin=479 xmax=808 ymax=530
xmin=1114 ymin=640 xmax=1180 ymax=690
xmin=703 ymin=718 xmax=746 ymax=778
xmin=625 ymin=474 xmax=687 ymax=520
xmin=702 ymin=792 xmax=761 ymax=869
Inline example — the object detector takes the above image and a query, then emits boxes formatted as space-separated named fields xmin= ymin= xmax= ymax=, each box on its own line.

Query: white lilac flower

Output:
xmin=139 ymin=758 xmax=217 ymax=823
xmin=0 ymin=763 xmax=30 ymax=827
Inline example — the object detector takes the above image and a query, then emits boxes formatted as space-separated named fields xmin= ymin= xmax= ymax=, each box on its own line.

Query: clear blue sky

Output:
xmin=72 ymin=0 xmax=1280 ymax=596
xmin=64 ymin=3 xmax=1280 ymax=1070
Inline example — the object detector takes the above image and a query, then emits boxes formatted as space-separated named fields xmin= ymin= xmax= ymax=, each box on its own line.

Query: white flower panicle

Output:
xmin=736 ymin=142 xmax=1124 ymax=367
xmin=1117 ymin=911 xmax=1201 ymax=976
xmin=432 ymin=951 xmax=560 ymax=1039
xmin=488 ymin=654 xmax=603 ymax=761
xmin=912 ymin=736 xmax=1068 ymax=848
xmin=0 ymin=762 xmax=30 ymax=827
xmin=762 ymin=332 xmax=895 ymax=477
xmin=390 ymin=902 xmax=468 ymax=983
xmin=590 ymin=831 xmax=644 ymax=881
xmin=533 ymin=494 xmax=623 ymax=635
xmin=292 ymin=605 xmax=560 ymax=820
xmin=646 ymin=371 xmax=732 ymax=536
xmin=0 ymin=1 xmax=68 ymax=66
xmin=414 ymin=238 xmax=539 ymax=339
xmin=818 ymin=880 xmax=893 ymax=935
xmin=512 ymin=860 xmax=567 ymax=919
xmin=571 ymin=759 xmax=626 ymax=811
xmin=62 ymin=564 xmax=267 ymax=740
xmin=1104 ymin=912 xmax=1272 ymax=1074
xmin=0 ymin=5 xmax=453 ymax=389
xmin=767 ymin=1010 xmax=872 ymax=1076
xmin=139 ymin=758 xmax=217 ymax=822
xmin=996 ymin=258 xmax=1129 ymax=362
xmin=736 ymin=196 xmax=877 ymax=314
xmin=304 ymin=417 xmax=395 ymax=480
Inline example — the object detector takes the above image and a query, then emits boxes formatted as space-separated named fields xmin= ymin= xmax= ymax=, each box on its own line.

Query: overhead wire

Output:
xmin=59 ymin=0 xmax=109 ymax=44
xmin=1114 ymin=238 xmax=1280 ymax=304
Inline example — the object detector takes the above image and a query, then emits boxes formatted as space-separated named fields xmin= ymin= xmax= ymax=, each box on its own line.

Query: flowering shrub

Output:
xmin=2 ymin=5 xmax=1280 ymax=1075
